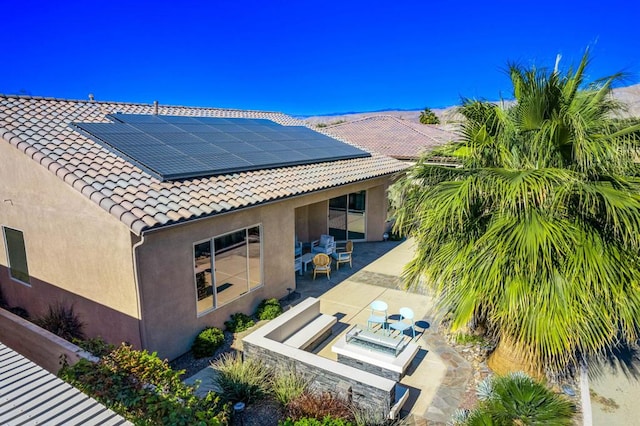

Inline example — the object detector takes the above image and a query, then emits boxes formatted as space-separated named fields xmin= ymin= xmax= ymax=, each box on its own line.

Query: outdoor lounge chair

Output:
xmin=312 ymin=253 xmax=331 ymax=280
xmin=311 ymin=234 xmax=335 ymax=255
xmin=332 ymin=240 xmax=353 ymax=269
xmin=389 ymin=307 xmax=416 ymax=338
xmin=367 ymin=300 xmax=388 ymax=331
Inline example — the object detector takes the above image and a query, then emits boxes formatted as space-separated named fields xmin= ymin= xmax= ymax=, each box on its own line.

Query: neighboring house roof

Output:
xmin=0 ymin=96 xmax=407 ymax=235
xmin=0 ymin=342 xmax=131 ymax=425
xmin=322 ymin=115 xmax=457 ymax=160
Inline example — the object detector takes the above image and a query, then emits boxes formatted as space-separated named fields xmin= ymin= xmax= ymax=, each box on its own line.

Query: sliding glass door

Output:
xmin=329 ymin=191 xmax=366 ymax=241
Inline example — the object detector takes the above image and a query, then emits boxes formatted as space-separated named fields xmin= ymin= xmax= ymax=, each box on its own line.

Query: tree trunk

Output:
xmin=487 ymin=337 xmax=544 ymax=380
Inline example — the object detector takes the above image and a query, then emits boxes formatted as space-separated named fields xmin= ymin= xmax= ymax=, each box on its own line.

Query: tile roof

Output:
xmin=0 ymin=96 xmax=408 ymax=235
xmin=0 ymin=342 xmax=131 ymax=425
xmin=322 ymin=115 xmax=457 ymax=160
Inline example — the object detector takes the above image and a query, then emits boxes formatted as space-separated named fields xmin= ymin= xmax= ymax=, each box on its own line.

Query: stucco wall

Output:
xmin=0 ymin=134 xmax=393 ymax=360
xmin=0 ymin=140 xmax=141 ymax=347
xmin=0 ymin=308 xmax=98 ymax=374
xmin=136 ymin=176 xmax=392 ymax=360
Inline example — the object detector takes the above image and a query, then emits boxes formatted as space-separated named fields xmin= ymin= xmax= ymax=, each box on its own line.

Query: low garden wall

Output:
xmin=0 ymin=308 xmax=97 ymax=374
xmin=242 ymin=297 xmax=396 ymax=417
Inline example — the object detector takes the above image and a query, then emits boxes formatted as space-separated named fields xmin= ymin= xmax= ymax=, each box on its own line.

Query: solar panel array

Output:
xmin=71 ymin=114 xmax=370 ymax=181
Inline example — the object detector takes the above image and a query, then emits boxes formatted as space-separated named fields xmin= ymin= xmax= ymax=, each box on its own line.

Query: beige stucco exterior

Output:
xmin=0 ymin=137 xmax=394 ymax=359
xmin=0 ymin=140 xmax=142 ymax=346
xmin=135 ymin=176 xmax=391 ymax=359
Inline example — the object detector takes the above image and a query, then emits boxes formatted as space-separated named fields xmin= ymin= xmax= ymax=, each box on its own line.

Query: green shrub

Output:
xmin=212 ymin=352 xmax=271 ymax=403
xmin=454 ymin=333 xmax=486 ymax=345
xmin=72 ymin=336 xmax=115 ymax=358
xmin=279 ymin=416 xmax=354 ymax=426
xmin=59 ymin=344 xmax=229 ymax=425
xmin=224 ymin=312 xmax=255 ymax=333
xmin=272 ymin=369 xmax=308 ymax=406
xmin=255 ymin=298 xmax=283 ymax=321
xmin=192 ymin=327 xmax=225 ymax=358
xmin=36 ymin=302 xmax=84 ymax=341
xmin=286 ymin=392 xmax=353 ymax=423
xmin=455 ymin=372 xmax=575 ymax=425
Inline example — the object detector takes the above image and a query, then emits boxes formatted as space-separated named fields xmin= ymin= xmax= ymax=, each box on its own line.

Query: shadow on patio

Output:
xmin=289 ymin=240 xmax=407 ymax=302
xmin=283 ymin=239 xmax=473 ymax=424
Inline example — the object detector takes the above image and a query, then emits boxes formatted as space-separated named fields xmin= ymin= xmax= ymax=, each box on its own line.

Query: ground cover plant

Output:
xmin=59 ymin=344 xmax=229 ymax=425
xmin=72 ymin=336 xmax=115 ymax=358
xmin=192 ymin=327 xmax=225 ymax=358
xmin=392 ymin=50 xmax=640 ymax=377
xmin=279 ymin=417 xmax=354 ymax=426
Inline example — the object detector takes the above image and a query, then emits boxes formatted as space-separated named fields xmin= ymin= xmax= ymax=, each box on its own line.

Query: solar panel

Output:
xmin=72 ymin=114 xmax=370 ymax=181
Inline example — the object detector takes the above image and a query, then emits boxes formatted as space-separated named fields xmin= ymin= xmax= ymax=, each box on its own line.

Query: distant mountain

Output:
xmin=303 ymin=83 xmax=640 ymax=126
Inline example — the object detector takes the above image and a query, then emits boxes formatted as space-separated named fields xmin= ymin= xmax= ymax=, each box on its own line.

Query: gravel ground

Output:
xmin=170 ymin=327 xmax=285 ymax=425
xmin=169 ymin=330 xmax=235 ymax=378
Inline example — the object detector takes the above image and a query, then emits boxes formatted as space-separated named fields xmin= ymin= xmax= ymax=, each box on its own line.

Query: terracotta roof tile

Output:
xmin=323 ymin=115 xmax=457 ymax=160
xmin=1 ymin=95 xmax=407 ymax=235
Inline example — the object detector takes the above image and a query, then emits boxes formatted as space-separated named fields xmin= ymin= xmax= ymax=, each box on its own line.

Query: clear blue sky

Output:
xmin=3 ymin=0 xmax=639 ymax=116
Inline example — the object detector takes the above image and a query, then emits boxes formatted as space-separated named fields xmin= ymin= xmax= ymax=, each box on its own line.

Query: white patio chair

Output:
xmin=311 ymin=234 xmax=335 ymax=255
xmin=389 ymin=307 xmax=416 ymax=338
xmin=332 ymin=240 xmax=353 ymax=270
xmin=294 ymin=236 xmax=303 ymax=257
xmin=367 ymin=300 xmax=388 ymax=332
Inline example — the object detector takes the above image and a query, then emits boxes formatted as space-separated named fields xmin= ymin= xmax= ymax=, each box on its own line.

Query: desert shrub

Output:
xmin=279 ymin=416 xmax=354 ymax=426
xmin=351 ymin=405 xmax=389 ymax=426
xmin=255 ymin=298 xmax=283 ymax=321
xmin=72 ymin=336 xmax=115 ymax=358
xmin=454 ymin=372 xmax=575 ymax=425
xmin=36 ymin=302 xmax=84 ymax=341
xmin=272 ymin=369 xmax=309 ymax=406
xmin=286 ymin=392 xmax=353 ymax=422
xmin=59 ymin=343 xmax=229 ymax=425
xmin=213 ymin=352 xmax=271 ymax=403
xmin=224 ymin=312 xmax=255 ymax=333
xmin=192 ymin=327 xmax=225 ymax=358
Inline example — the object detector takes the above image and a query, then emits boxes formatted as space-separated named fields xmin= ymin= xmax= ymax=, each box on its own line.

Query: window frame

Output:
xmin=328 ymin=190 xmax=367 ymax=242
xmin=2 ymin=226 xmax=31 ymax=286
xmin=193 ymin=223 xmax=264 ymax=317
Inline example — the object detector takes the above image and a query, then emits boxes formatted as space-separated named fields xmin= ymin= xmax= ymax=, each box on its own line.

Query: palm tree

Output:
xmin=455 ymin=372 xmax=575 ymax=425
xmin=391 ymin=51 xmax=640 ymax=376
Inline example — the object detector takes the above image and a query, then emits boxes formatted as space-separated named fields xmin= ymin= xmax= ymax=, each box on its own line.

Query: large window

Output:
xmin=2 ymin=227 xmax=30 ymax=285
xmin=194 ymin=225 xmax=262 ymax=315
xmin=329 ymin=191 xmax=366 ymax=241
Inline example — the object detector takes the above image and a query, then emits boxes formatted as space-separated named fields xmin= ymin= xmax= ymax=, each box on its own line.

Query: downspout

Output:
xmin=131 ymin=232 xmax=147 ymax=349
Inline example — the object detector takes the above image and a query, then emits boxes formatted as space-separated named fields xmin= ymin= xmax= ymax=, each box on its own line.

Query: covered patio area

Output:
xmin=289 ymin=240 xmax=473 ymax=423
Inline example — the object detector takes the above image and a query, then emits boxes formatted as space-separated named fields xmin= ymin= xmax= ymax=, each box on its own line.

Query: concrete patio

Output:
xmin=187 ymin=240 xmax=472 ymax=425
xmin=290 ymin=240 xmax=472 ymax=424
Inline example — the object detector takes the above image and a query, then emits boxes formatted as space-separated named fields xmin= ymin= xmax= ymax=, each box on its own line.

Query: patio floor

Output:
xmin=188 ymin=240 xmax=472 ymax=425
xmin=290 ymin=240 xmax=472 ymax=424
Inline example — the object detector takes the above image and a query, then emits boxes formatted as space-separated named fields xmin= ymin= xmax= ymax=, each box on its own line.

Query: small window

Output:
xmin=2 ymin=227 xmax=30 ymax=284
